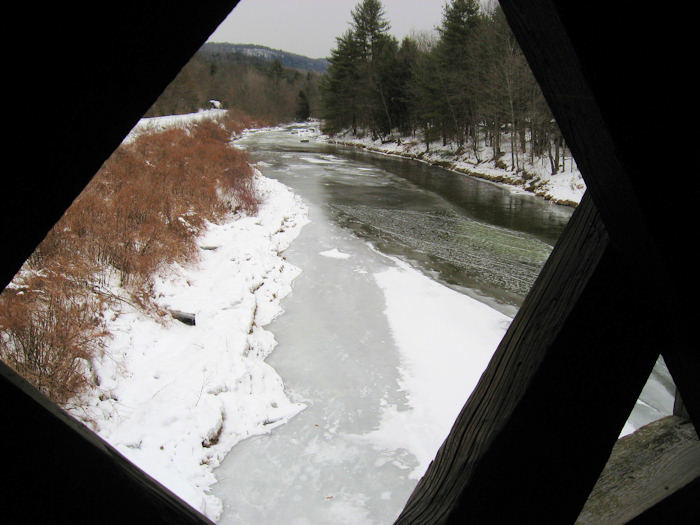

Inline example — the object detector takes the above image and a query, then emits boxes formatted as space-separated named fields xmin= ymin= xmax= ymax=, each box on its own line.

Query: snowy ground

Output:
xmin=68 ymin=113 xmax=310 ymax=521
xmin=307 ymin=121 xmax=586 ymax=207
xmin=123 ymin=109 xmax=231 ymax=144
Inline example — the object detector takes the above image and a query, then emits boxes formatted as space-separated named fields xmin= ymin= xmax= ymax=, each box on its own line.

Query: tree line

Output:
xmin=320 ymin=0 xmax=570 ymax=174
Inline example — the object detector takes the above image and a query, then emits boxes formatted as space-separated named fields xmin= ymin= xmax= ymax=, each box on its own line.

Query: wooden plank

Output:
xmin=577 ymin=416 xmax=700 ymax=524
xmin=395 ymin=194 xmax=663 ymax=524
xmin=675 ymin=390 xmax=691 ymax=420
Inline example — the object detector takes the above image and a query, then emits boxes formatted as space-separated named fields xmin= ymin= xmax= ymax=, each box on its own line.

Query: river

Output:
xmin=211 ymin=123 xmax=673 ymax=524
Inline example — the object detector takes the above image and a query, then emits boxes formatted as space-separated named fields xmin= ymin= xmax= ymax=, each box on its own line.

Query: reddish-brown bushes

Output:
xmin=0 ymin=275 xmax=108 ymax=406
xmin=0 ymin=114 xmax=259 ymax=406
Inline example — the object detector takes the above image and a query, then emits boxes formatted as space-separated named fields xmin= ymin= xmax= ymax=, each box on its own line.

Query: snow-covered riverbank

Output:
xmin=67 ymin=113 xmax=310 ymax=521
xmin=305 ymin=122 xmax=586 ymax=207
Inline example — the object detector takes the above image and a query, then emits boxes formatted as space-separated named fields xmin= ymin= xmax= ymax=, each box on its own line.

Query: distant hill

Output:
xmin=202 ymin=43 xmax=328 ymax=73
xmin=146 ymin=41 xmax=323 ymax=121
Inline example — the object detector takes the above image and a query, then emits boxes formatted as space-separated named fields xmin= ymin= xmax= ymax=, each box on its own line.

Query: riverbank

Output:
xmin=306 ymin=121 xmax=585 ymax=208
xmin=64 ymin=113 xmax=310 ymax=521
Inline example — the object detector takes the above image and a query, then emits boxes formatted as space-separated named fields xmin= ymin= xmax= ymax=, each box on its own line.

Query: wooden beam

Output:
xmin=2 ymin=361 xmax=213 ymax=524
xmin=498 ymin=0 xmax=699 ymax=431
xmin=395 ymin=193 xmax=662 ymax=524
xmin=577 ymin=416 xmax=700 ymax=524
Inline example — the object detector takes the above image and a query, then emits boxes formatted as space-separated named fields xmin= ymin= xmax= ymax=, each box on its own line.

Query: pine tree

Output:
xmin=408 ymin=33 xmax=444 ymax=151
xmin=351 ymin=0 xmax=391 ymax=61
xmin=318 ymin=0 xmax=562 ymax=172
xmin=320 ymin=0 xmax=396 ymax=137
xmin=434 ymin=0 xmax=484 ymax=146
xmin=320 ymin=29 xmax=362 ymax=133
xmin=295 ymin=90 xmax=310 ymax=121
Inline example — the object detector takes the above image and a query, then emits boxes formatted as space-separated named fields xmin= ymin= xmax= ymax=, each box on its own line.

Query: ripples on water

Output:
xmin=245 ymin=134 xmax=567 ymax=307
xmin=330 ymin=203 xmax=552 ymax=299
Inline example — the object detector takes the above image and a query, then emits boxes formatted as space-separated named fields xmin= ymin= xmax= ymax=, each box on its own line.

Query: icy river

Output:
xmin=212 ymin=124 xmax=674 ymax=524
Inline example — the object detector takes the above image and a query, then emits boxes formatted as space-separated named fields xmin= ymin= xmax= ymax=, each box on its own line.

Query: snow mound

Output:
xmin=320 ymin=248 xmax=352 ymax=259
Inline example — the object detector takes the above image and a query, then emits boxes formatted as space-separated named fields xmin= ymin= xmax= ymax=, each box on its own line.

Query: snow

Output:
xmin=69 ymin=113 xmax=311 ymax=521
xmin=620 ymin=356 xmax=675 ymax=437
xmin=123 ymin=109 xmax=230 ymax=144
xmin=362 ymin=256 xmax=511 ymax=478
xmin=319 ymin=248 xmax=352 ymax=259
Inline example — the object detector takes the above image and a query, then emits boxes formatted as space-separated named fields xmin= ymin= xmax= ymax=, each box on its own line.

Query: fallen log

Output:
xmin=169 ymin=309 xmax=195 ymax=326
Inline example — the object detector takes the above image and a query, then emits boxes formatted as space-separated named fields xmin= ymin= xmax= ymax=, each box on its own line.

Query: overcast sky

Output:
xmin=206 ymin=0 xmax=455 ymax=59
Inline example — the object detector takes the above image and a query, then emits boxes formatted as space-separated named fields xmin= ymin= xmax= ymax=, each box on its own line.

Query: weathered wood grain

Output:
xmin=626 ymin=477 xmax=700 ymax=524
xmin=576 ymin=416 xmax=700 ymax=524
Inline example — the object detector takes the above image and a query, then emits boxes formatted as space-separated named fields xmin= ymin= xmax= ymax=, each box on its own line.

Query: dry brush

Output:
xmin=0 ymin=113 xmax=260 ymax=406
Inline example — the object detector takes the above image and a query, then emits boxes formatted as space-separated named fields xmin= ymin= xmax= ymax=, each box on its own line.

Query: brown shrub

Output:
xmin=1 ymin=112 xmax=260 ymax=406
xmin=0 ymin=276 xmax=108 ymax=406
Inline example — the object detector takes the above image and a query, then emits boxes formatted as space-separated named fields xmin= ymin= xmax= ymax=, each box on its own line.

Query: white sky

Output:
xmin=206 ymin=0 xmax=452 ymax=59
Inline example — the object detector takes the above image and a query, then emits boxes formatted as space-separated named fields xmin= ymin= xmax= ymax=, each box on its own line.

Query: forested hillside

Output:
xmin=147 ymin=44 xmax=322 ymax=123
xmin=320 ymin=0 xmax=569 ymax=175
xmin=201 ymin=43 xmax=329 ymax=73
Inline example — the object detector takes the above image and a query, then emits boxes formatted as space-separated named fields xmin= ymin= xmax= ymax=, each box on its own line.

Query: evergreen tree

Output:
xmin=295 ymin=90 xmax=311 ymax=121
xmin=434 ymin=0 xmax=483 ymax=146
xmin=320 ymin=0 xmax=396 ymax=137
xmin=320 ymin=29 xmax=361 ymax=133
xmin=319 ymin=0 xmax=566 ymax=173
xmin=391 ymin=37 xmax=420 ymax=136
xmin=408 ymin=33 xmax=444 ymax=151
xmin=351 ymin=0 xmax=391 ymax=61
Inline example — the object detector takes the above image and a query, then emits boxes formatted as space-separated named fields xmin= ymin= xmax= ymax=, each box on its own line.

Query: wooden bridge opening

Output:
xmin=2 ymin=1 xmax=697 ymax=523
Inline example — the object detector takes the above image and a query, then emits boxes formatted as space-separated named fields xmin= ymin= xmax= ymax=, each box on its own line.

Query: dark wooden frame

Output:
xmin=2 ymin=1 xmax=697 ymax=523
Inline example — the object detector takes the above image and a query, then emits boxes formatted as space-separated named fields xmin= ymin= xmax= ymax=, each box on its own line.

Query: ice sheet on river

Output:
xmin=212 ymin=219 xmax=512 ymax=524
